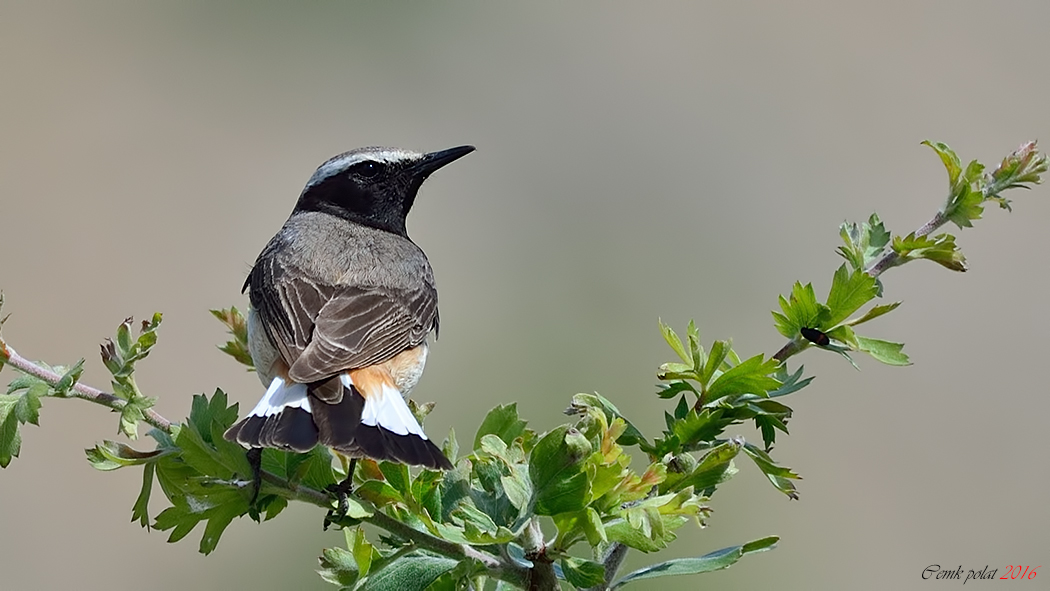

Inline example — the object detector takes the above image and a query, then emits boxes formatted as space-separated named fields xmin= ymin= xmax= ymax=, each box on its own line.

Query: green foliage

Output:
xmin=837 ymin=213 xmax=891 ymax=274
xmin=891 ymin=232 xmax=966 ymax=272
xmin=772 ymin=263 xmax=906 ymax=368
xmin=923 ymin=140 xmax=989 ymax=229
xmin=211 ymin=307 xmax=254 ymax=369
xmin=1 ymin=355 xmax=83 ymax=466
xmin=655 ymin=321 xmax=798 ymax=457
xmin=559 ymin=557 xmax=605 ymax=587
xmin=473 ymin=402 xmax=529 ymax=450
xmin=924 ymin=140 xmax=1047 ymax=228
xmin=100 ymin=315 xmax=162 ymax=439
xmin=119 ymin=390 xmax=254 ymax=554
xmin=84 ymin=386 xmax=336 ymax=555
xmin=0 ymin=141 xmax=1044 ymax=589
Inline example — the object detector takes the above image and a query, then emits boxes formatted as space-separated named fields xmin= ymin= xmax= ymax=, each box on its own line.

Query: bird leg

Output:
xmin=323 ymin=458 xmax=358 ymax=530
xmin=246 ymin=447 xmax=263 ymax=505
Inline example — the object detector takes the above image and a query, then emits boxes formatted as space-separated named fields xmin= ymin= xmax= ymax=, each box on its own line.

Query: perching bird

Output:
xmin=224 ymin=145 xmax=474 ymax=476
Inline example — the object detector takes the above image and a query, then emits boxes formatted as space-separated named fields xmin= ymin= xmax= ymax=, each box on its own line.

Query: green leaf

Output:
xmin=262 ymin=496 xmax=287 ymax=521
xmin=605 ymin=515 xmax=688 ymax=553
xmin=119 ymin=394 xmax=156 ymax=440
xmin=921 ymin=141 xmax=1021 ymax=229
xmin=856 ymin=336 xmax=911 ymax=366
xmin=699 ymin=339 xmax=729 ymax=386
xmin=656 ymin=381 xmax=697 ymax=400
xmin=14 ymin=384 xmax=43 ymax=425
xmin=355 ymin=479 xmax=405 ymax=507
xmin=295 ymin=446 xmax=338 ymax=491
xmin=610 ymin=536 xmax=779 ymax=589
xmin=584 ymin=506 xmax=608 ymax=545
xmin=198 ymin=501 xmax=244 ymax=555
xmin=407 ymin=398 xmax=434 ymax=426
xmin=103 ymin=315 xmax=164 ymax=377
xmin=116 ymin=319 xmax=133 ymax=358
xmin=824 ymin=265 xmax=879 ymax=327
xmin=132 ymin=463 xmax=155 ymax=529
xmin=989 ymin=140 xmax=1047 ymax=192
xmin=178 ymin=422 xmax=234 ymax=478
xmin=152 ymin=487 xmax=248 ymax=555
xmin=773 ymin=282 xmax=829 ymax=338
xmin=188 ymin=389 xmax=240 ymax=439
xmin=916 ymin=234 xmax=966 ymax=272
xmin=500 ymin=464 xmax=532 ymax=512
xmin=451 ymin=499 xmax=499 ymax=535
xmin=892 ymin=232 xmax=966 ymax=271
xmin=210 ymin=307 xmax=254 ymax=369
xmin=53 ymin=359 xmax=85 ymax=397
xmin=923 ymin=140 xmax=963 ymax=189
xmin=946 ymin=185 xmax=985 ymax=229
xmin=0 ymin=395 xmax=23 ymax=468
xmin=362 ymin=554 xmax=460 ymax=591
xmin=442 ymin=427 xmax=459 ymax=464
xmin=686 ymin=320 xmax=703 ymax=372
xmin=865 ymin=214 xmax=891 ymax=253
xmin=567 ymin=392 xmax=647 ymax=448
xmin=741 ymin=443 xmax=801 ymax=499
xmin=670 ymin=408 xmax=733 ymax=451
xmin=473 ymin=403 xmax=528 ymax=451
xmin=379 ymin=461 xmax=410 ymax=495
xmin=560 ymin=556 xmax=605 ymax=587
xmin=825 ymin=325 xmax=858 ymax=348
xmin=529 ymin=426 xmax=592 ymax=515
xmin=846 ymin=302 xmax=901 ymax=327
xmin=147 ymin=390 xmax=257 ymax=554
xmin=663 ymin=440 xmax=740 ymax=495
xmin=606 ymin=488 xmax=708 ymax=553
xmin=347 ymin=526 xmax=380 ymax=577
xmin=85 ymin=440 xmax=169 ymax=471
xmin=341 ymin=497 xmax=375 ymax=520
xmin=767 ymin=365 xmax=813 ymax=398
xmin=962 ymin=158 xmax=985 ymax=185
xmin=318 ymin=546 xmax=360 ymax=587
xmin=837 ymin=213 xmax=891 ymax=272
xmin=174 ymin=390 xmax=251 ymax=479
xmin=660 ymin=320 xmax=690 ymax=365
xmin=704 ymin=354 xmax=781 ymax=404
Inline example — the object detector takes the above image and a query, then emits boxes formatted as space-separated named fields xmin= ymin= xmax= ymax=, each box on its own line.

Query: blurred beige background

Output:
xmin=1 ymin=2 xmax=1047 ymax=590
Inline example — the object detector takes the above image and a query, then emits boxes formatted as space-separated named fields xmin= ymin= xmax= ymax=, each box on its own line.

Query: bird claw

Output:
xmin=323 ymin=460 xmax=357 ymax=530
xmin=243 ymin=447 xmax=265 ymax=520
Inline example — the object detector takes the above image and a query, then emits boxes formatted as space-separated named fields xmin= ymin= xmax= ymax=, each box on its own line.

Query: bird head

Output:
xmin=294 ymin=145 xmax=475 ymax=236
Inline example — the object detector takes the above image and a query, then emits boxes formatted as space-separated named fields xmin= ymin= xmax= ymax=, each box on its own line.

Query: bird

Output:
xmin=223 ymin=145 xmax=474 ymax=484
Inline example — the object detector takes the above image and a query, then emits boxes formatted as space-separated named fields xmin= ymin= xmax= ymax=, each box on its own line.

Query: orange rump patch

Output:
xmin=347 ymin=365 xmax=395 ymax=400
xmin=347 ymin=346 xmax=427 ymax=399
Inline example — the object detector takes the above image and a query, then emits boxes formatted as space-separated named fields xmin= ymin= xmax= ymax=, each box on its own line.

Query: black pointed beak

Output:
xmin=415 ymin=145 xmax=476 ymax=177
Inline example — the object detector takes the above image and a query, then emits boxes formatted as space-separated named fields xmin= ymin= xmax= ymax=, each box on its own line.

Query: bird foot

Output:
xmin=323 ymin=459 xmax=357 ymax=530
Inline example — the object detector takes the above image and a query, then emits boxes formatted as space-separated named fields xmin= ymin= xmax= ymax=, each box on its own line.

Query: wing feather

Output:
xmin=248 ymin=252 xmax=438 ymax=387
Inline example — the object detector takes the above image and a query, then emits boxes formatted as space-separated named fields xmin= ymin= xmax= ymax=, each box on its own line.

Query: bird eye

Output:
xmin=351 ymin=160 xmax=384 ymax=179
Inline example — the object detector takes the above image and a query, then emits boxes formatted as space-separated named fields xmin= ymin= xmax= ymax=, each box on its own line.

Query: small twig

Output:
xmin=522 ymin=517 xmax=558 ymax=591
xmin=0 ymin=344 xmax=172 ymax=433
xmin=864 ymin=211 xmax=947 ymax=278
xmin=771 ymin=339 xmax=804 ymax=363
xmin=583 ymin=541 xmax=630 ymax=591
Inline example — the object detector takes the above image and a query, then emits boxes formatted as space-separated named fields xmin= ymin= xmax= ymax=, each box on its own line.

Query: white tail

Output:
xmin=340 ymin=374 xmax=426 ymax=439
xmin=247 ymin=376 xmax=310 ymax=417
